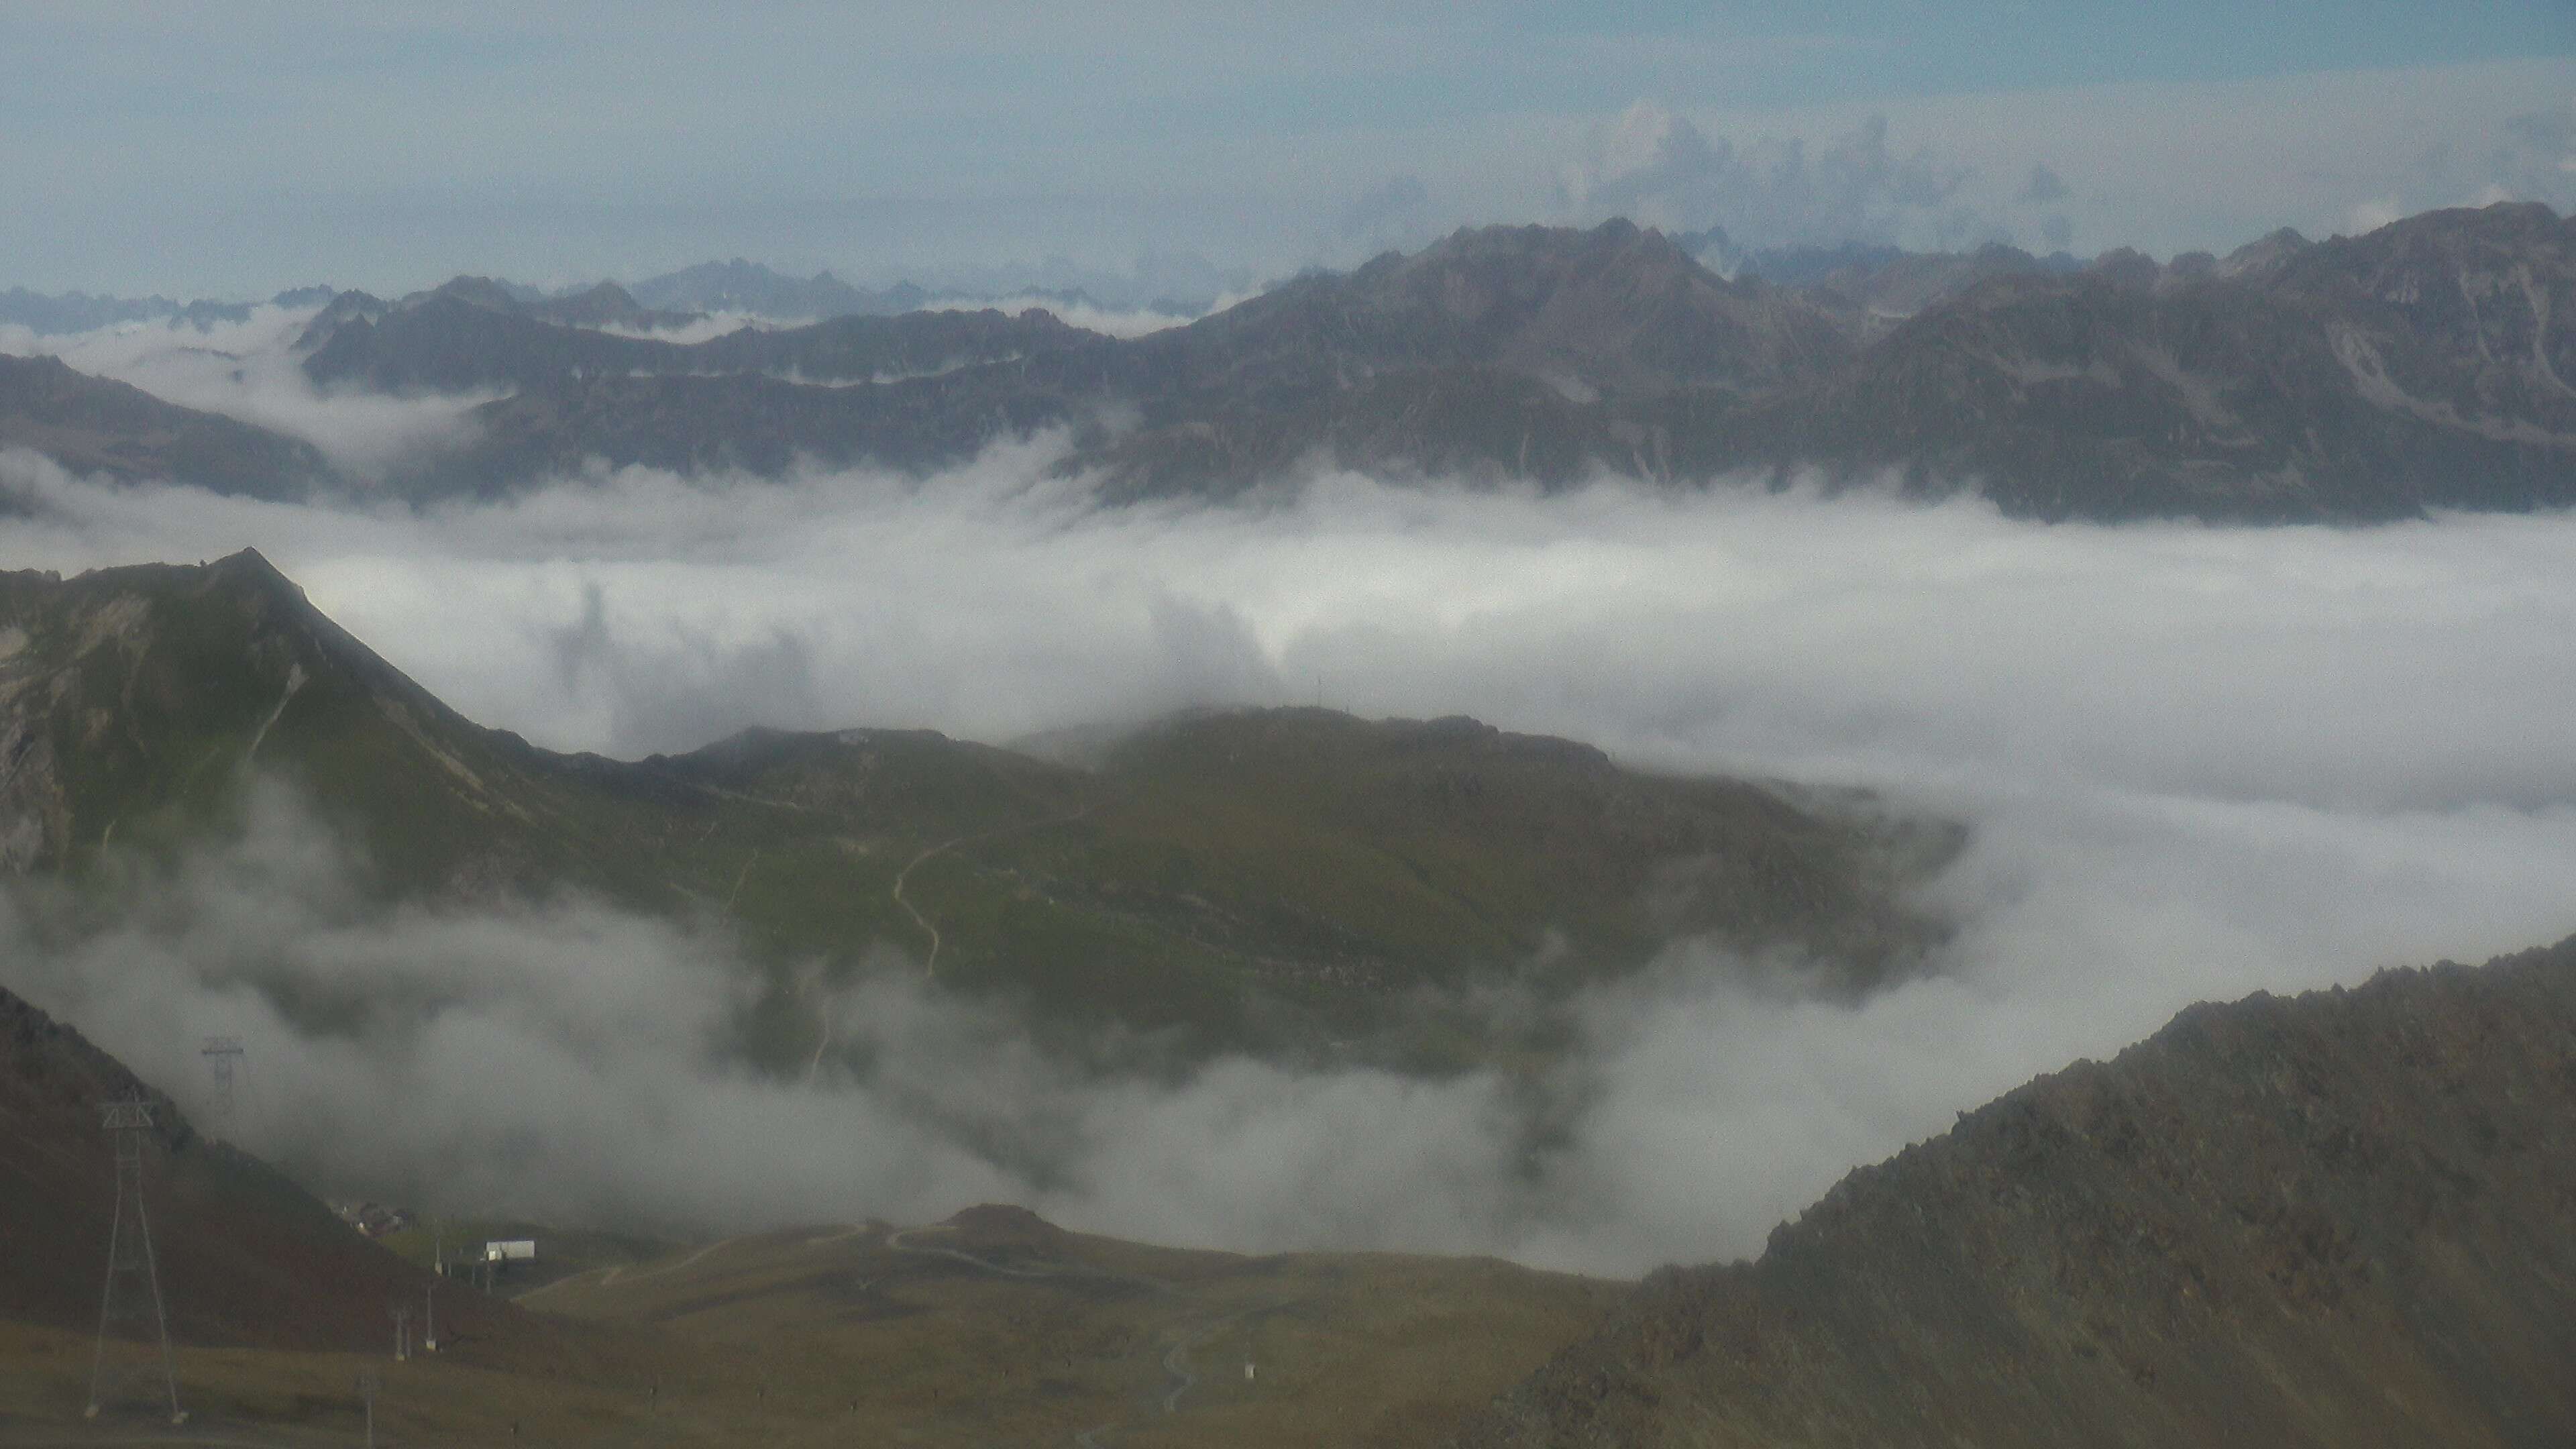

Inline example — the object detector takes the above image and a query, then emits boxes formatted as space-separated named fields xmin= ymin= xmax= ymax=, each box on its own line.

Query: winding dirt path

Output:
xmin=553 ymin=1235 xmax=740 ymax=1294
xmin=889 ymin=844 xmax=953 ymax=979
xmin=884 ymin=1227 xmax=1081 ymax=1281
xmin=890 ymin=800 xmax=1103 ymax=981
xmin=799 ymin=965 xmax=838 ymax=1086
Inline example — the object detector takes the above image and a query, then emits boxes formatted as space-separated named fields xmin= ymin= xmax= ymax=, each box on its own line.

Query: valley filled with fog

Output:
xmin=5 ymin=310 xmax=2573 ymax=1278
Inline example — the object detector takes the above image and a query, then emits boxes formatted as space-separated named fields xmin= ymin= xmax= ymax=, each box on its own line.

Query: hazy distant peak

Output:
xmin=523 ymin=280 xmax=697 ymax=331
xmin=2217 ymin=226 xmax=2312 ymax=279
xmin=628 ymin=258 xmax=926 ymax=321
xmin=2084 ymin=246 xmax=2161 ymax=288
xmin=288 ymin=287 xmax=389 ymax=351
xmin=419 ymin=274 xmax=523 ymax=313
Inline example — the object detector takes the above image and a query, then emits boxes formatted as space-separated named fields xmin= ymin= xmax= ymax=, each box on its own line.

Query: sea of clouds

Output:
xmin=3 ymin=318 xmax=2575 ymax=1277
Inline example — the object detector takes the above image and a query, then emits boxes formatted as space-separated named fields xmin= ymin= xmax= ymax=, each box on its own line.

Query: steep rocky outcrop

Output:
xmin=1458 ymin=938 xmax=2576 ymax=1448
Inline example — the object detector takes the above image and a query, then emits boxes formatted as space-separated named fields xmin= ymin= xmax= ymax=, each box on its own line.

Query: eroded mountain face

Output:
xmin=1456 ymin=938 xmax=2576 ymax=1449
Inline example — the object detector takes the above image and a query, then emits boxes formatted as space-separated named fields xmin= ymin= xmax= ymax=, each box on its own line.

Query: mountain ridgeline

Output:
xmin=0 ymin=551 xmax=1952 ymax=1071
xmin=1456 ymin=938 xmax=2576 ymax=1448
xmin=8 ymin=203 xmax=2572 ymax=522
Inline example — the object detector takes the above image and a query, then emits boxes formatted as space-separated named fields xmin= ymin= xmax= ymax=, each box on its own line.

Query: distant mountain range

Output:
xmin=0 ymin=260 xmax=1191 ymax=338
xmin=5 ymin=203 xmax=2571 ymax=521
xmin=626 ymin=258 xmax=934 ymax=319
xmin=0 ymin=284 xmax=335 ymax=336
xmin=1460 ymin=936 xmax=2576 ymax=1447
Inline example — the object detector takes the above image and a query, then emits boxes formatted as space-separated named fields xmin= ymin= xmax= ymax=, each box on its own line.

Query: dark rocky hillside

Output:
xmin=1456 ymin=936 xmax=2576 ymax=1448
xmin=0 ymin=980 xmax=536 ymax=1356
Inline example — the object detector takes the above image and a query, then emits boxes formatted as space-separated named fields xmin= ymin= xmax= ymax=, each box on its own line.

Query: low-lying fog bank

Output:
xmin=5 ymin=441 xmax=2574 ymax=1277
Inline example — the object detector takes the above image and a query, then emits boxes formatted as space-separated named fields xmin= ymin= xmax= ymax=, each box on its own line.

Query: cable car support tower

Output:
xmin=87 ymin=1094 xmax=185 ymax=1425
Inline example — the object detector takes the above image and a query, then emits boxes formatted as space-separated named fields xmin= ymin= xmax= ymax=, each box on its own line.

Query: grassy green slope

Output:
xmin=0 ymin=552 xmax=1956 ymax=1069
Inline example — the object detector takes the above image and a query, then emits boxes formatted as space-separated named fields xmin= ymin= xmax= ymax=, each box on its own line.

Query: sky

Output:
xmin=2 ymin=1 xmax=2571 ymax=297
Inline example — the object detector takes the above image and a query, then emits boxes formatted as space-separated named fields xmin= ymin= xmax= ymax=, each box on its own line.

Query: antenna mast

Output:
xmin=86 ymin=1094 xmax=185 ymax=1425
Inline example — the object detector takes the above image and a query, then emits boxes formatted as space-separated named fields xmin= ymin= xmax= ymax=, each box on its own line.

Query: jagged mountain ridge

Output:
xmin=1456 ymin=936 xmax=2576 ymax=1448
xmin=304 ymin=202 xmax=2576 ymax=516
xmin=1707 ymin=202 xmax=2576 ymax=519
xmin=627 ymin=257 xmax=932 ymax=319
xmin=0 ymin=284 xmax=335 ymax=337
xmin=9 ymin=203 xmax=2569 ymax=519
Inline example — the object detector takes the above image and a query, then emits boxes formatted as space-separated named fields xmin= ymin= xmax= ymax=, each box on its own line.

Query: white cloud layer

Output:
xmin=5 ymin=444 xmax=2576 ymax=1276
xmin=919 ymin=297 xmax=1218 ymax=341
xmin=0 ymin=306 xmax=498 ymax=481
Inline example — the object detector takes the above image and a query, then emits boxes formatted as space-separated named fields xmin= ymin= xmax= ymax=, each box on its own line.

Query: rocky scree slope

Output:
xmin=1456 ymin=936 xmax=2576 ymax=1448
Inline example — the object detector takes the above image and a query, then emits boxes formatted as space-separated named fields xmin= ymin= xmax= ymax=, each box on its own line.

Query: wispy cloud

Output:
xmin=0 ymin=306 xmax=496 ymax=482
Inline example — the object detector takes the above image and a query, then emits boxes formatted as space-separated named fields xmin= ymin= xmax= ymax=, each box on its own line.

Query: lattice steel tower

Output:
xmin=199 ymin=1036 xmax=244 ymax=1122
xmin=87 ymin=1095 xmax=184 ymax=1425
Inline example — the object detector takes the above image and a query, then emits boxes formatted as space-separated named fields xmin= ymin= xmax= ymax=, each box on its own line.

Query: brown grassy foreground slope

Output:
xmin=524 ymin=1204 xmax=1620 ymax=1448
xmin=0 ymin=979 xmax=1617 ymax=1446
xmin=1456 ymin=936 xmax=2576 ymax=1448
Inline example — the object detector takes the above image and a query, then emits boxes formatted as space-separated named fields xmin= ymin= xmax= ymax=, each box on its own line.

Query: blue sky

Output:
xmin=2 ymin=2 xmax=2570 ymax=297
